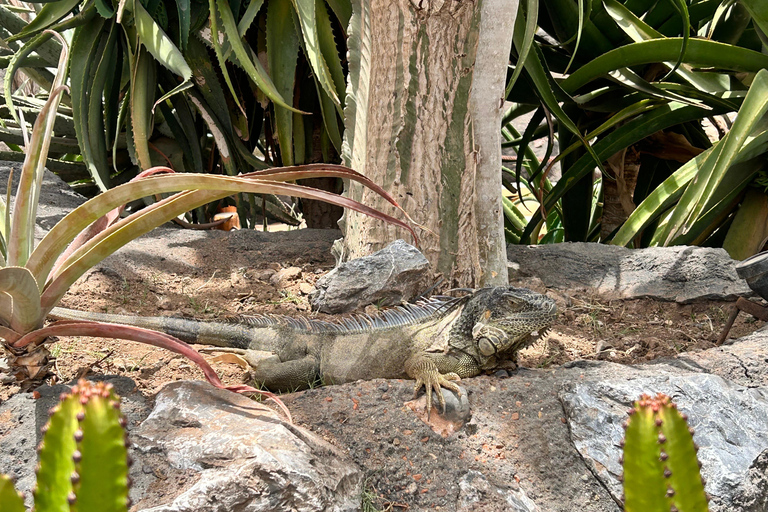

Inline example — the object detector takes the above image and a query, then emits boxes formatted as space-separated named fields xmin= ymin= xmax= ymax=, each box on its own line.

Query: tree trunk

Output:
xmin=339 ymin=0 xmax=515 ymax=288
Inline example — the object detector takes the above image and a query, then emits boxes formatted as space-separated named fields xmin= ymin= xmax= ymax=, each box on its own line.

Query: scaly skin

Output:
xmin=50 ymin=286 xmax=557 ymax=413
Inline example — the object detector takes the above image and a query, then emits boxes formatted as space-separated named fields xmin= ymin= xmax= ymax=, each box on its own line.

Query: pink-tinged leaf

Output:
xmin=38 ymin=177 xmax=418 ymax=310
xmin=48 ymin=167 xmax=178 ymax=278
xmin=0 ymin=325 xmax=22 ymax=344
xmin=11 ymin=321 xmax=291 ymax=420
xmin=0 ymin=267 xmax=42 ymax=333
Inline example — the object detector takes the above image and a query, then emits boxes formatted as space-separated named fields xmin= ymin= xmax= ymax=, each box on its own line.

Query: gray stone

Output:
xmin=0 ymin=379 xmax=361 ymax=512
xmin=310 ymin=239 xmax=431 ymax=313
xmin=457 ymin=470 xmax=538 ymax=512
xmin=560 ymin=368 xmax=768 ymax=511
xmin=269 ymin=266 xmax=302 ymax=287
xmin=675 ymin=326 xmax=768 ymax=387
xmin=507 ymin=242 xmax=750 ymax=302
xmin=133 ymin=381 xmax=362 ymax=512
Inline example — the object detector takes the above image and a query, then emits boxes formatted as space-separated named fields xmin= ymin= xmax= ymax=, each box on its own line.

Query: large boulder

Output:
xmin=507 ymin=243 xmax=750 ymax=302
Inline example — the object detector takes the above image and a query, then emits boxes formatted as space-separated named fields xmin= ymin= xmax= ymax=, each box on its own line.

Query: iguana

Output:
xmin=50 ymin=286 xmax=557 ymax=413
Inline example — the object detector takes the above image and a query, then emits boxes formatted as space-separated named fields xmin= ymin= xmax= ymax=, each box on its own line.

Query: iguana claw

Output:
xmin=412 ymin=368 xmax=462 ymax=418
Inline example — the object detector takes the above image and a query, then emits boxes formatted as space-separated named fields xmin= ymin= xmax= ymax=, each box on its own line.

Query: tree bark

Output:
xmin=339 ymin=0 xmax=515 ymax=288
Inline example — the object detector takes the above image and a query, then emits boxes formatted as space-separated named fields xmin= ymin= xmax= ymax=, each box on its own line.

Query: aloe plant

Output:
xmin=0 ymin=379 xmax=130 ymax=512
xmin=622 ymin=393 xmax=708 ymax=512
xmin=504 ymin=0 xmax=768 ymax=256
xmin=0 ymin=0 xmax=350 ymax=229
xmin=0 ymin=37 xmax=414 ymax=406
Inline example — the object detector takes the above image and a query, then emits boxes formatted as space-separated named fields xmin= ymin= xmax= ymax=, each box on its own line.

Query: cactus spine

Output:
xmin=0 ymin=379 xmax=130 ymax=512
xmin=622 ymin=393 xmax=708 ymax=512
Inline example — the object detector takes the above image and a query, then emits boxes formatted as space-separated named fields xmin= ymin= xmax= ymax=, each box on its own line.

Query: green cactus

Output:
xmin=622 ymin=393 xmax=709 ymax=512
xmin=0 ymin=379 xmax=130 ymax=512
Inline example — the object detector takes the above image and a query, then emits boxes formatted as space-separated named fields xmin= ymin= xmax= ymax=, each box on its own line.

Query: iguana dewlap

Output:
xmin=50 ymin=286 xmax=557 ymax=412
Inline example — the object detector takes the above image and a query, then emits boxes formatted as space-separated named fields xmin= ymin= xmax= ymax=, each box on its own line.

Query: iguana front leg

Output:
xmin=405 ymin=353 xmax=480 ymax=416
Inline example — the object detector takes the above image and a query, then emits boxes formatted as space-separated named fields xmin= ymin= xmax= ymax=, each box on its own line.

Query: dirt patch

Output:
xmin=0 ymin=229 xmax=764 ymax=509
xmin=1 ymin=232 xmax=760 ymax=402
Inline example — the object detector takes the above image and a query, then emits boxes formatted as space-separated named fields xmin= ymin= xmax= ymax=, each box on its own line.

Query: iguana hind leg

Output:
xmin=250 ymin=354 xmax=320 ymax=393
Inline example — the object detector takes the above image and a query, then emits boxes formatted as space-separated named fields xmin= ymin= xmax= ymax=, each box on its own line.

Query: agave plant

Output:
xmin=0 ymin=0 xmax=350 ymax=227
xmin=0 ymin=36 xmax=414 ymax=400
xmin=504 ymin=0 xmax=768 ymax=258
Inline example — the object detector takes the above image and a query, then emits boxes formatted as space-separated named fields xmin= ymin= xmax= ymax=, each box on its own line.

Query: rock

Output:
xmin=560 ymin=368 xmax=768 ymax=512
xmin=269 ymin=266 xmax=302 ymax=287
xmin=734 ymin=449 xmax=768 ymax=510
xmin=457 ymin=470 xmax=538 ymax=512
xmin=507 ymin=243 xmax=750 ymax=302
xmin=0 ymin=379 xmax=361 ymax=512
xmin=298 ymin=282 xmax=315 ymax=295
xmin=310 ymin=239 xmax=431 ymax=313
xmin=675 ymin=327 xmax=768 ymax=387
xmin=133 ymin=381 xmax=362 ymax=512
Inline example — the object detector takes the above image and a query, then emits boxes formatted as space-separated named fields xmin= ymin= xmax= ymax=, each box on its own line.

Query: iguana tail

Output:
xmin=49 ymin=307 xmax=255 ymax=349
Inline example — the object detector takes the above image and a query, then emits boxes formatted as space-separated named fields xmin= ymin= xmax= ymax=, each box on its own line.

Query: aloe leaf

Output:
xmin=602 ymin=0 xmax=729 ymax=93
xmin=291 ymin=0 xmax=340 ymax=107
xmin=612 ymin=124 xmax=768 ymax=247
xmin=722 ymin=186 xmax=768 ymax=260
xmin=132 ymin=0 xmax=191 ymax=106
xmin=34 ymin=388 xmax=82 ymax=512
xmin=521 ymin=102 xmax=730 ymax=242
xmin=237 ymin=0 xmax=264 ymax=34
xmin=176 ymin=0 xmax=191 ymax=49
xmin=207 ymin=0 xmax=246 ymax=115
xmin=7 ymin=0 xmax=80 ymax=42
xmin=184 ymin=36 xmax=234 ymax=135
xmin=0 ymin=266 xmax=41 ymax=332
xmin=186 ymin=90 xmax=238 ymax=175
xmin=214 ymin=0 xmax=301 ymax=113
xmin=669 ymin=160 xmax=761 ymax=247
xmin=506 ymin=0 xmax=538 ymax=97
xmin=324 ymin=0 xmax=351 ymax=30
xmin=562 ymin=0 xmax=585 ymax=74
xmin=0 ymin=475 xmax=24 ymax=512
xmin=659 ymin=69 xmax=768 ymax=244
xmin=563 ymin=38 xmax=768 ymax=94
xmin=660 ymin=0 xmax=689 ymax=78
xmin=741 ymin=0 xmax=768 ymax=39
xmin=132 ymin=0 xmax=191 ymax=82
xmin=315 ymin=0 xmax=345 ymax=109
xmin=607 ymin=68 xmax=706 ymax=108
xmin=28 ymin=165 xmax=412 ymax=291
xmin=316 ymin=76 xmax=343 ymax=152
xmin=95 ymin=0 xmax=116 ymax=18
xmin=71 ymin=19 xmax=114 ymax=191
xmin=41 ymin=175 xmax=416 ymax=308
xmin=217 ymin=0 xmax=264 ymax=58
xmin=7 ymin=38 xmax=68 ymax=268
xmin=514 ymin=28 xmax=606 ymax=175
xmin=130 ymin=47 xmax=157 ymax=170
xmin=0 ymin=6 xmax=62 ymax=65
xmin=267 ymin=0 xmax=300 ymax=165
xmin=4 ymin=31 xmax=54 ymax=124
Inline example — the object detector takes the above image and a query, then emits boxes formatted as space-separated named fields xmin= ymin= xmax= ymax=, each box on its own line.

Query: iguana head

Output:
xmin=464 ymin=287 xmax=557 ymax=359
